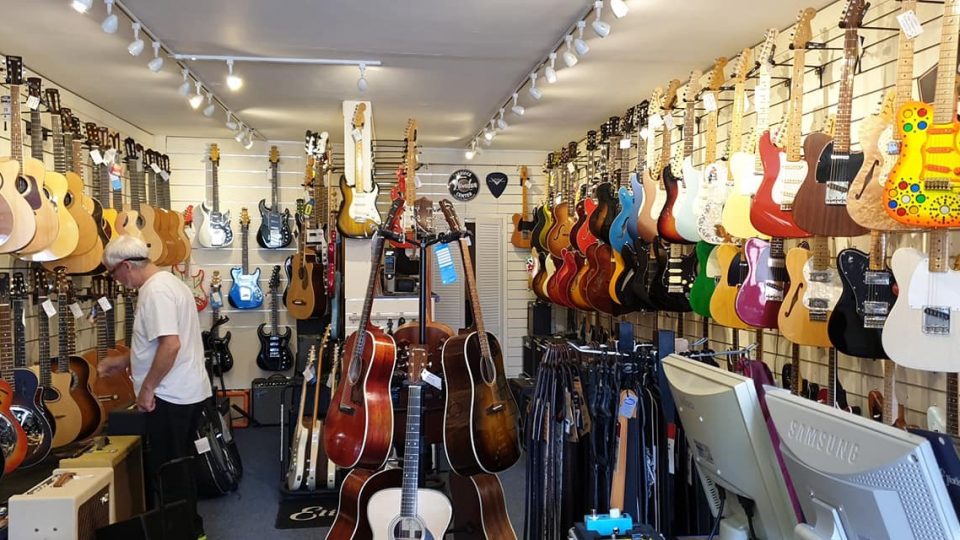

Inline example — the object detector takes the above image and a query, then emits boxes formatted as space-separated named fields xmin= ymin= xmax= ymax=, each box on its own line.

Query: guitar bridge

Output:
xmin=825 ymin=181 xmax=850 ymax=206
xmin=864 ymin=271 xmax=891 ymax=286
xmin=922 ymin=306 xmax=951 ymax=335
xmin=924 ymin=179 xmax=951 ymax=191
xmin=808 ymin=309 xmax=828 ymax=322
xmin=763 ymin=283 xmax=785 ymax=302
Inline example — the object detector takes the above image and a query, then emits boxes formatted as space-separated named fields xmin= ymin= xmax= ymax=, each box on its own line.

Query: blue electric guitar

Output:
xmin=256 ymin=266 xmax=293 ymax=371
xmin=228 ymin=209 xmax=263 ymax=309
xmin=608 ymin=105 xmax=640 ymax=253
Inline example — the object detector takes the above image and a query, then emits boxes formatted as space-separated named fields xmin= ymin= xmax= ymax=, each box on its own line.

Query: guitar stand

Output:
xmin=277 ymin=380 xmax=342 ymax=500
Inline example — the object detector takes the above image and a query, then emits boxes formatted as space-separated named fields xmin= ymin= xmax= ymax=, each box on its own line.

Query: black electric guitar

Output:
xmin=256 ymin=266 xmax=293 ymax=371
xmin=202 ymin=271 xmax=234 ymax=375
xmin=256 ymin=145 xmax=292 ymax=249
xmin=648 ymin=239 xmax=696 ymax=312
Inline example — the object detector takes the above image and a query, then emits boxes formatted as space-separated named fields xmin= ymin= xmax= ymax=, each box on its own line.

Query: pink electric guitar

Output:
xmin=735 ymin=237 xmax=787 ymax=329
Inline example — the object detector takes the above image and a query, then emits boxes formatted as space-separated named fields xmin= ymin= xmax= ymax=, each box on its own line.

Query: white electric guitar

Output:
xmin=883 ymin=232 xmax=960 ymax=372
xmin=306 ymin=340 xmax=338 ymax=491
xmin=195 ymin=144 xmax=234 ymax=248
xmin=672 ymin=70 xmax=703 ymax=243
xmin=366 ymin=347 xmax=451 ymax=540
xmin=285 ymin=343 xmax=317 ymax=491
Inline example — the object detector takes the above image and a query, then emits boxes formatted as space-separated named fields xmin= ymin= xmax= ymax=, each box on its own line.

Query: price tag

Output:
xmin=464 ymin=234 xmax=472 ymax=247
xmin=160 ymin=170 xmax=170 ymax=181
xmin=639 ymin=127 xmax=650 ymax=141
xmin=89 ymin=149 xmax=104 ymax=165
xmin=26 ymin=95 xmax=40 ymax=110
xmin=664 ymin=114 xmax=675 ymax=129
xmin=648 ymin=113 xmax=664 ymax=130
xmin=194 ymin=437 xmax=211 ymax=454
xmin=619 ymin=137 xmax=631 ymax=150
xmin=111 ymin=173 xmax=123 ymax=191
xmin=303 ymin=363 xmax=315 ymax=382
xmin=351 ymin=128 xmax=362 ymax=142
xmin=619 ymin=393 xmax=637 ymax=418
xmin=421 ymin=369 xmax=443 ymax=390
xmin=103 ymin=148 xmax=117 ymax=164
xmin=667 ymin=423 xmax=677 ymax=475
xmin=897 ymin=10 xmax=923 ymax=39
xmin=742 ymin=94 xmax=750 ymax=112
xmin=434 ymin=243 xmax=458 ymax=284
xmin=211 ymin=291 xmax=223 ymax=307
xmin=69 ymin=302 xmax=83 ymax=319
xmin=97 ymin=296 xmax=112 ymax=311
xmin=41 ymin=299 xmax=56 ymax=318
xmin=87 ymin=306 xmax=97 ymax=324
xmin=567 ymin=162 xmax=575 ymax=174
xmin=414 ymin=174 xmax=423 ymax=188
xmin=150 ymin=162 xmax=162 ymax=174
xmin=703 ymin=91 xmax=718 ymax=112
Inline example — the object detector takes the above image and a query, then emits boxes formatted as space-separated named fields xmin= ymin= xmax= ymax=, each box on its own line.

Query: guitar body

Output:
xmin=324 ymin=325 xmax=396 ymax=469
xmin=129 ymin=205 xmax=166 ymax=263
xmin=625 ymin=174 xmax=643 ymax=242
xmin=656 ymin=168 xmax=686 ymax=243
xmin=548 ymin=252 xmax=576 ymax=308
xmin=828 ymin=248 xmax=893 ymax=359
xmin=884 ymin=102 xmax=960 ymax=228
xmin=588 ymin=183 xmax=617 ymax=243
xmin=173 ymin=265 xmax=208 ymax=312
xmin=53 ymin=170 xmax=104 ymax=274
xmin=202 ymin=330 xmax=234 ymax=374
xmin=751 ymin=131 xmax=809 ymax=238
xmin=709 ymin=243 xmax=753 ymax=329
xmin=778 ymin=246 xmax=832 ymax=347
xmin=529 ymin=205 xmax=547 ymax=253
xmin=574 ymin=198 xmax=599 ymax=252
xmin=674 ymin=158 xmax=702 ymax=242
xmin=585 ymin=243 xmax=615 ymax=314
xmin=285 ymin=250 xmax=326 ymax=319
xmin=194 ymin=203 xmax=234 ymax=248
xmin=529 ymin=249 xmax=550 ymax=303
xmin=567 ymin=253 xmax=593 ymax=311
xmin=11 ymin=368 xmax=53 ymax=467
xmin=613 ymin=241 xmax=653 ymax=312
xmin=448 ymin=473 xmax=517 ymax=540
xmin=286 ymin=416 xmax=311 ymax=490
xmin=0 ymin=378 xmax=26 ymax=473
xmin=848 ymin=104 xmax=910 ymax=231
xmin=16 ymin=160 xmax=60 ymax=255
xmin=689 ymin=241 xmax=718 ymax=318
xmin=255 ymin=324 xmax=293 ymax=371
xmin=52 ymin=356 xmax=104 ymax=441
xmin=648 ymin=240 xmax=695 ymax=313
xmin=696 ymin=160 xmax=729 ymax=244
xmin=337 ymin=175 xmax=381 ymax=239
xmin=327 ymin=467 xmax=403 ymax=540
xmin=540 ymin=256 xmax=559 ymax=305
xmin=722 ymin=151 xmax=765 ymax=240
xmin=157 ymin=209 xmax=183 ymax=265
xmin=510 ymin=213 xmax=534 ymax=249
xmin=256 ymin=199 xmax=293 ymax=249
xmin=735 ymin=238 xmax=782 ymax=329
xmin=637 ymin=170 xmax=661 ymax=243
xmin=32 ymin=367 xmax=81 ymax=447
xmin=100 ymin=204 xmax=120 ymax=242
xmin=546 ymin=202 xmax=574 ymax=257
xmin=21 ymin=171 xmax=79 ymax=262
xmin=609 ymin=186 xmax=636 ymax=252
xmin=442 ymin=331 xmax=521 ymax=475
xmin=366 ymin=489 xmax=452 ymax=540
xmin=228 ymin=267 xmax=264 ymax=309
xmin=0 ymin=160 xmax=32 ymax=254
xmin=792 ymin=133 xmax=868 ymax=237
xmin=608 ymin=249 xmax=628 ymax=308
xmin=86 ymin=350 xmax=136 ymax=414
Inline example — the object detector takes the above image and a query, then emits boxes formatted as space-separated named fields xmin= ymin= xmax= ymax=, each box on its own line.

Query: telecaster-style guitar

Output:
xmin=709 ymin=243 xmax=754 ymax=329
xmin=256 ymin=266 xmax=293 ymax=371
xmin=287 ymin=341 xmax=319 ymax=491
xmin=228 ymin=209 xmax=263 ymax=310
xmin=256 ymin=146 xmax=293 ymax=249
xmin=338 ymin=103 xmax=381 ymax=238
xmin=195 ymin=143 xmax=234 ymax=248
xmin=778 ymin=238 xmax=838 ymax=347
xmin=673 ymin=70 xmax=704 ymax=243
xmin=510 ymin=166 xmax=536 ymax=249
xmin=735 ymin=237 xmax=787 ymax=329
xmin=689 ymin=241 xmax=719 ymax=318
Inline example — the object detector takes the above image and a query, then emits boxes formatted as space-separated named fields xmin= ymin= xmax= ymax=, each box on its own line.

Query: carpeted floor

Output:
xmin=199 ymin=426 xmax=527 ymax=539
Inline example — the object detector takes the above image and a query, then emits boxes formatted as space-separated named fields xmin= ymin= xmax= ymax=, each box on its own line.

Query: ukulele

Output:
xmin=510 ymin=166 xmax=536 ymax=249
xmin=735 ymin=237 xmax=787 ymax=329
xmin=655 ymin=80 xmax=688 ymax=244
xmin=202 ymin=271 xmax=233 ymax=375
xmin=0 ymin=57 xmax=33 ymax=254
xmin=792 ymin=0 xmax=868 ymax=237
xmin=672 ymin=70 xmax=705 ymax=243
xmin=387 ymin=120 xmax=420 ymax=249
xmin=287 ymin=341 xmax=320 ymax=491
xmin=86 ymin=276 xmax=136 ymax=414
xmin=256 ymin=266 xmax=293 ymax=371
xmin=196 ymin=143 xmax=234 ymax=248
xmin=338 ymin=103 xmax=382 ymax=238
xmin=228 ymin=209 xmax=264 ymax=310
xmin=778 ymin=238 xmax=838 ymax=348
xmin=709 ymin=243 xmax=753 ymax=329
xmin=324 ymin=200 xmax=403 ymax=469
xmin=256 ymin=146 xmax=292 ymax=249
xmin=0 ymin=273 xmax=30 ymax=474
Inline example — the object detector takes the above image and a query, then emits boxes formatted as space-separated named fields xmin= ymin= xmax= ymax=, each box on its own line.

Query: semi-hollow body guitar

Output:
xmin=735 ymin=238 xmax=787 ymax=329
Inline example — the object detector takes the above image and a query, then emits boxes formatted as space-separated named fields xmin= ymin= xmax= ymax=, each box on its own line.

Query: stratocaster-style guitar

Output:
xmin=648 ymin=239 xmax=696 ymax=313
xmin=256 ymin=266 xmax=293 ymax=372
xmin=510 ymin=166 xmax=535 ymax=249
xmin=257 ymin=146 xmax=293 ymax=249
xmin=338 ymin=103 xmax=381 ymax=238
xmin=287 ymin=342 xmax=320 ymax=490
xmin=778 ymin=238 xmax=840 ymax=347
xmin=735 ymin=237 xmax=787 ymax=329
xmin=195 ymin=143 xmax=234 ymax=248
xmin=228 ymin=209 xmax=264 ymax=310
xmin=673 ymin=70 xmax=704 ymax=243
xmin=387 ymin=120 xmax=420 ymax=249
xmin=202 ymin=272 xmax=233 ymax=375
xmin=655 ymin=80 xmax=687 ymax=244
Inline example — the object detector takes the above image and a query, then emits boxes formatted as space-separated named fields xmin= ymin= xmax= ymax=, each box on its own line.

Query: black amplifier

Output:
xmin=251 ymin=374 xmax=292 ymax=426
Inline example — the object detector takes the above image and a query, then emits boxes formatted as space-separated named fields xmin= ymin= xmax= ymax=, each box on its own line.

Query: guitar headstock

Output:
xmin=792 ymin=8 xmax=817 ymax=49
xmin=685 ymin=70 xmax=703 ymax=103
xmin=26 ymin=77 xmax=42 ymax=106
xmin=406 ymin=346 xmax=428 ymax=385
xmin=352 ymin=103 xmax=367 ymax=131
xmin=211 ymin=270 xmax=221 ymax=289
xmin=609 ymin=116 xmax=621 ymax=137
xmin=4 ymin=56 xmax=23 ymax=86
xmin=586 ymin=130 xmax=598 ymax=152
xmin=706 ymin=58 xmax=728 ymax=92
xmin=161 ymin=154 xmax=171 ymax=176
xmin=67 ymin=112 xmax=81 ymax=136
xmin=383 ymin=198 xmax=404 ymax=234
xmin=240 ymin=208 xmax=250 ymax=231
xmin=31 ymin=267 xmax=50 ymax=303
xmin=44 ymin=89 xmax=62 ymax=117
xmin=11 ymin=272 xmax=26 ymax=300
xmin=270 ymin=266 xmax=281 ymax=292
xmin=305 ymin=344 xmax=317 ymax=375
xmin=757 ymin=28 xmax=779 ymax=69
xmin=209 ymin=143 xmax=220 ymax=165
xmin=124 ymin=137 xmax=138 ymax=161
xmin=304 ymin=130 xmax=316 ymax=156
xmin=439 ymin=198 xmax=463 ymax=235
xmin=732 ymin=47 xmax=753 ymax=85
xmin=55 ymin=267 xmax=68 ymax=296
xmin=839 ymin=0 xmax=867 ymax=29
xmin=269 ymin=145 xmax=280 ymax=165
xmin=84 ymin=122 xmax=99 ymax=147
xmin=414 ymin=197 xmax=435 ymax=234
xmin=109 ymin=131 xmax=120 ymax=153
xmin=622 ymin=106 xmax=636 ymax=134
xmin=635 ymin=100 xmax=650 ymax=130
xmin=663 ymin=79 xmax=682 ymax=111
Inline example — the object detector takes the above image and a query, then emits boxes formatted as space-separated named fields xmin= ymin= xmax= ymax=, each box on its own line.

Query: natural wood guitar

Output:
xmin=778 ymin=239 xmax=836 ymax=348
xmin=337 ymin=103 xmax=381 ymax=238
xmin=510 ymin=166 xmax=535 ymax=248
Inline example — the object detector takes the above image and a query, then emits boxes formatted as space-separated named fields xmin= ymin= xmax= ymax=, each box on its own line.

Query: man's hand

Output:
xmin=137 ymin=386 xmax=156 ymax=412
xmin=98 ymin=352 xmax=129 ymax=378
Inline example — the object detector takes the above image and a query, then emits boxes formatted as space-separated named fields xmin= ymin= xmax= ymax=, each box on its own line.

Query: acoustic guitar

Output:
xmin=735 ymin=237 xmax=787 ymax=329
xmin=228 ymin=209 xmax=264 ymax=310
xmin=117 ymin=139 xmax=163 ymax=260
xmin=778 ymin=238 xmax=839 ymax=348
xmin=0 ymin=57 xmax=33 ymax=254
xmin=159 ymin=153 xmax=191 ymax=262
xmin=102 ymin=130 xmax=142 ymax=239
xmin=84 ymin=123 xmax=119 ymax=243
xmin=338 ymin=103 xmax=382 ymax=238
xmin=327 ymin=467 xmax=403 ymax=540
xmin=285 ymin=172 xmax=327 ymax=321
xmin=510 ymin=166 xmax=535 ymax=249
xmin=144 ymin=150 xmax=183 ymax=265
xmin=0 ymin=274 xmax=29 ymax=474
xmin=256 ymin=267 xmax=293 ymax=371
xmin=195 ymin=143 xmax=234 ymax=248
xmin=256 ymin=146 xmax=293 ymax=249
xmin=448 ymin=473 xmax=517 ymax=540
xmin=287 ymin=341 xmax=320 ymax=491
xmin=86 ymin=276 xmax=135 ymax=414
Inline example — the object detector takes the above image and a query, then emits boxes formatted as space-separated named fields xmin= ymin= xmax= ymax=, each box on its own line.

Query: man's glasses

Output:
xmin=108 ymin=256 xmax=148 ymax=277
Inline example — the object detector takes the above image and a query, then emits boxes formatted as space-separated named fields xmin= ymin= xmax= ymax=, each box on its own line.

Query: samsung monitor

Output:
xmin=662 ymin=354 xmax=799 ymax=539
xmin=765 ymin=387 xmax=960 ymax=540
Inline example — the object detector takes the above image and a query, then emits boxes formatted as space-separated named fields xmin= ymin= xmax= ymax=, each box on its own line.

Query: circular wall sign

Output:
xmin=448 ymin=169 xmax=480 ymax=201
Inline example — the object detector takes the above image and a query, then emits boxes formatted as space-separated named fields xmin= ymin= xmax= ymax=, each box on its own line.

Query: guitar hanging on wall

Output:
xmin=257 ymin=146 xmax=292 ymax=249
xmin=510 ymin=166 xmax=535 ymax=249
xmin=256 ymin=266 xmax=293 ymax=371
xmin=196 ymin=143 xmax=234 ymax=248
xmin=338 ymin=103 xmax=382 ymax=238
xmin=202 ymin=271 xmax=233 ymax=375
xmin=228 ymin=209 xmax=263 ymax=310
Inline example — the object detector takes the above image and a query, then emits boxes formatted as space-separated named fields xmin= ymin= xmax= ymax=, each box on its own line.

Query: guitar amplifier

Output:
xmin=252 ymin=374 xmax=291 ymax=426
xmin=59 ymin=436 xmax=145 ymax=522
xmin=9 ymin=468 xmax=114 ymax=539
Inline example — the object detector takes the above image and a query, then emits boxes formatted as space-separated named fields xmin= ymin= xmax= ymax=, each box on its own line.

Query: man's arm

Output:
xmin=136 ymin=335 xmax=181 ymax=412
xmin=98 ymin=349 xmax=131 ymax=377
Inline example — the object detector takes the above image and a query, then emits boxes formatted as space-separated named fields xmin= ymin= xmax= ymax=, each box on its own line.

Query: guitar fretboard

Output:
xmin=0 ymin=293 xmax=14 ymax=382
xmin=211 ymin=159 xmax=221 ymax=214
xmin=11 ymin=294 xmax=26 ymax=370
xmin=36 ymin=292 xmax=52 ymax=387
xmin=10 ymin=85 xmax=24 ymax=174
xmin=400 ymin=384 xmax=422 ymax=518
xmin=785 ymin=47 xmax=807 ymax=162
xmin=833 ymin=26 xmax=859 ymax=154
xmin=51 ymin=115 xmax=68 ymax=175
xmin=948 ymin=372 xmax=958 ymax=436
xmin=894 ymin=1 xmax=918 ymax=139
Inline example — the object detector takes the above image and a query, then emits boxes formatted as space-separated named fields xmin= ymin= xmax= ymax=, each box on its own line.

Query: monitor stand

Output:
xmin=719 ymin=517 xmax=749 ymax=540
xmin=794 ymin=497 xmax=850 ymax=540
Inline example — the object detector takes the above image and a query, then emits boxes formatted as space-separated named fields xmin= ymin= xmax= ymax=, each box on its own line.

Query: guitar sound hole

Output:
xmin=15 ymin=177 xmax=27 ymax=194
xmin=392 ymin=517 xmax=428 ymax=540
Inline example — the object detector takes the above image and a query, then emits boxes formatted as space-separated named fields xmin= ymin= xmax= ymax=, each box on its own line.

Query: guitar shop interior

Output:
xmin=2 ymin=0 xmax=960 ymax=539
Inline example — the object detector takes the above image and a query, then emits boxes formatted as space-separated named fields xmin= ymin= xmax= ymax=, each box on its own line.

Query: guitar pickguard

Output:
xmin=200 ymin=203 xmax=234 ymax=247
xmin=801 ymin=259 xmax=842 ymax=320
xmin=771 ymin=155 xmax=808 ymax=207
xmin=696 ymin=160 xmax=729 ymax=244
xmin=347 ymin=189 xmax=382 ymax=224
xmin=257 ymin=200 xmax=292 ymax=249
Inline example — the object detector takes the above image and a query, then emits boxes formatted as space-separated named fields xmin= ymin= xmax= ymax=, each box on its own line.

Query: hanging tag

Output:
xmin=194 ymin=437 xmax=212 ymax=454
xmin=90 ymin=149 xmax=104 ymax=165
xmin=303 ymin=363 xmax=316 ymax=382
xmin=103 ymin=148 xmax=117 ymax=164
xmin=351 ymin=128 xmax=362 ymax=142
xmin=421 ymin=369 xmax=442 ymax=390
xmin=97 ymin=296 xmax=112 ymax=312
xmin=69 ymin=302 xmax=84 ymax=319
xmin=434 ymin=243 xmax=458 ymax=284
xmin=567 ymin=161 xmax=575 ymax=174
xmin=414 ymin=174 xmax=423 ymax=188
xmin=111 ymin=174 xmax=123 ymax=191
xmin=150 ymin=162 xmax=162 ymax=174
xmin=703 ymin=91 xmax=718 ymax=112
xmin=667 ymin=423 xmax=677 ymax=475
xmin=1 ymin=96 xmax=10 ymax=124
xmin=639 ymin=127 xmax=650 ymax=141
xmin=897 ymin=10 xmax=923 ymax=39
xmin=619 ymin=137 xmax=631 ymax=150
xmin=26 ymin=95 xmax=40 ymax=110
xmin=742 ymin=94 xmax=750 ymax=112
xmin=619 ymin=393 xmax=638 ymax=418
xmin=211 ymin=291 xmax=223 ymax=307
xmin=464 ymin=235 xmax=472 ymax=247
xmin=41 ymin=299 xmax=56 ymax=318
xmin=160 ymin=169 xmax=170 ymax=181
xmin=87 ymin=306 xmax=97 ymax=324
xmin=648 ymin=113 xmax=664 ymax=130
xmin=664 ymin=114 xmax=675 ymax=129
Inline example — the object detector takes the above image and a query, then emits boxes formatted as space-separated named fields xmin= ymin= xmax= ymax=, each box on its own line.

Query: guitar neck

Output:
xmin=29 ymin=99 xmax=44 ymax=162
xmin=96 ymin=307 xmax=108 ymax=363
xmin=459 ymin=236 xmax=491 ymax=360
xmin=271 ymin=285 xmax=279 ymax=335
xmin=882 ymin=358 xmax=897 ymax=425
xmin=11 ymin=296 xmax=26 ymax=370
xmin=400 ymin=384 xmax=423 ymax=518
xmin=0 ymin=296 xmax=13 ymax=382
xmin=354 ymin=138 xmax=365 ymax=192
xmin=827 ymin=348 xmax=838 ymax=407
xmin=683 ymin=101 xmax=696 ymax=159
xmin=36 ymin=297 xmax=52 ymax=384
xmin=351 ymin=233 xmax=387 ymax=366
xmin=730 ymin=82 xmax=746 ymax=153
xmin=833 ymin=26 xmax=859 ymax=153
xmin=521 ymin=169 xmax=529 ymax=220
xmin=124 ymin=295 xmax=134 ymax=345
xmin=10 ymin=86 xmax=24 ymax=172
xmin=785 ymin=48 xmax=807 ymax=161
xmin=241 ymin=228 xmax=249 ymax=272
xmin=57 ymin=290 xmax=70 ymax=371
xmin=948 ymin=372 xmax=959 ymax=436
xmin=211 ymin=162 xmax=221 ymax=213
xmin=893 ymin=0 xmax=917 ymax=137
xmin=51 ymin=115 xmax=67 ymax=174
xmin=271 ymin=163 xmax=280 ymax=209
xmin=790 ymin=343 xmax=801 ymax=395
xmin=129 ymin=160 xmax=143 ymax=211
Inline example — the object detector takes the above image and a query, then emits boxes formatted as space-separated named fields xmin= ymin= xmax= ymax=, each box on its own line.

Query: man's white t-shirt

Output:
xmin=131 ymin=270 xmax=211 ymax=405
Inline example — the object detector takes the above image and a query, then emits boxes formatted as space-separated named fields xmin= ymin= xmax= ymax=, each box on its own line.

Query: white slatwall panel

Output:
xmin=432 ymin=239 xmax=465 ymax=332
xmin=475 ymin=218 xmax=505 ymax=341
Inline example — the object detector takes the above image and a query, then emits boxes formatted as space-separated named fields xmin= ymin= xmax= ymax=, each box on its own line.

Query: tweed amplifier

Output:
xmin=9 ymin=468 xmax=114 ymax=539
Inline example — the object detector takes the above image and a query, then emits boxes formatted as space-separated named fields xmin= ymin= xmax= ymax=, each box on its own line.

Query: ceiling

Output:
xmin=0 ymin=0 xmax=832 ymax=150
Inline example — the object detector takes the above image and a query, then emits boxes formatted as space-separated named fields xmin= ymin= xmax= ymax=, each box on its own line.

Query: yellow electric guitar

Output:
xmin=337 ymin=103 xmax=381 ymax=238
xmin=778 ymin=237 xmax=839 ymax=347
xmin=709 ymin=242 xmax=753 ymax=329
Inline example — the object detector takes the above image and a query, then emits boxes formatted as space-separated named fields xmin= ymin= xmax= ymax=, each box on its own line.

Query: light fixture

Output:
xmin=225 ymin=110 xmax=238 ymax=131
xmin=243 ymin=130 xmax=254 ymax=150
xmin=592 ymin=1 xmax=611 ymax=37
xmin=189 ymin=81 xmax=204 ymax=109
xmin=127 ymin=22 xmax=144 ymax=56
xmin=235 ymin=126 xmax=246 ymax=143
xmin=147 ymin=41 xmax=164 ymax=72
xmin=203 ymin=94 xmax=216 ymax=117
xmin=225 ymin=59 xmax=243 ymax=91
xmin=465 ymin=141 xmax=477 ymax=160
xmin=497 ymin=108 xmax=508 ymax=130
xmin=528 ymin=72 xmax=542 ymax=100
xmin=544 ymin=53 xmax=558 ymax=84
xmin=100 ymin=0 xmax=118 ymax=33
xmin=511 ymin=92 xmax=525 ymax=116
xmin=562 ymin=35 xmax=578 ymax=68
xmin=574 ymin=21 xmax=590 ymax=56
xmin=483 ymin=125 xmax=495 ymax=142
xmin=610 ymin=0 xmax=630 ymax=18
xmin=71 ymin=0 xmax=93 ymax=14
xmin=357 ymin=63 xmax=368 ymax=92
xmin=178 ymin=68 xmax=192 ymax=95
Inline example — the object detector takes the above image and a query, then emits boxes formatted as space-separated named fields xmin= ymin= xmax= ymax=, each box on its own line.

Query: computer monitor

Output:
xmin=662 ymin=354 xmax=799 ymax=539
xmin=765 ymin=387 xmax=960 ymax=540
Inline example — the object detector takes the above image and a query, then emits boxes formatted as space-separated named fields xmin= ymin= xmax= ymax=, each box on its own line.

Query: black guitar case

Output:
xmin=195 ymin=369 xmax=244 ymax=497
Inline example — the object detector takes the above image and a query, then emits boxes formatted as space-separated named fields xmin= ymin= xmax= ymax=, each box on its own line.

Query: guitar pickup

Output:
xmin=304 ymin=228 xmax=325 ymax=245
xmin=863 ymin=301 xmax=889 ymax=316
xmin=863 ymin=315 xmax=887 ymax=329
xmin=808 ymin=298 xmax=829 ymax=310
xmin=808 ymin=272 xmax=832 ymax=284
xmin=668 ymin=285 xmax=685 ymax=294
xmin=923 ymin=306 xmax=951 ymax=335
xmin=864 ymin=271 xmax=891 ymax=286
xmin=763 ymin=283 xmax=784 ymax=302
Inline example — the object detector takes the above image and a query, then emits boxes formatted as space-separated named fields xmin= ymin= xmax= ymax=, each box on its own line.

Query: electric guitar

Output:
xmin=648 ymin=239 xmax=696 ymax=313
xmin=673 ymin=70 xmax=704 ymax=243
xmin=735 ymin=237 xmax=787 ymax=329
xmin=387 ymin=120 xmax=420 ymax=249
xmin=172 ymin=243 xmax=208 ymax=312
xmin=0 ymin=56 xmax=34 ymax=254
xmin=689 ymin=241 xmax=719 ymax=318
xmin=307 ymin=338 xmax=336 ymax=491
xmin=257 ymin=146 xmax=293 ymax=249
xmin=609 ymin=105 xmax=639 ymax=252
xmin=195 ymin=143 xmax=234 ymax=248
xmin=287 ymin=341 xmax=319 ymax=491
xmin=228 ymin=209 xmax=264 ymax=310
xmin=778 ymin=238 xmax=839 ymax=347
xmin=510 ymin=166 xmax=536 ymax=248
xmin=709 ymin=243 xmax=754 ymax=329
xmin=655 ymin=80 xmax=687 ymax=244
xmin=647 ymin=82 xmax=680 ymax=234
xmin=256 ymin=266 xmax=293 ymax=371
xmin=624 ymin=100 xmax=651 ymax=244
xmin=338 ymin=103 xmax=381 ymax=238
xmin=690 ymin=58 xmax=729 ymax=244
xmin=202 ymin=272 xmax=233 ymax=375
xmin=367 ymin=347 xmax=452 ymax=540
xmin=574 ymin=129 xmax=601 ymax=251
xmin=792 ymin=0 xmax=868 ymax=237
xmin=588 ymin=117 xmax=621 ymax=244
xmin=546 ymin=144 xmax=576 ymax=259
xmin=636 ymin=90 xmax=664 ymax=243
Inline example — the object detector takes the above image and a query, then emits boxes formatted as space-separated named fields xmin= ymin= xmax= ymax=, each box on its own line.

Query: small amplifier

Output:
xmin=10 ymin=468 xmax=114 ymax=539
xmin=252 ymin=374 xmax=291 ymax=426
xmin=528 ymin=301 xmax=552 ymax=337
xmin=60 ymin=436 xmax=144 ymax=522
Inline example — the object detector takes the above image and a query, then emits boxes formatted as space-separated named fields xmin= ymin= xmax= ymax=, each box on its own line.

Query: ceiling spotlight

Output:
xmin=203 ymin=94 xmax=216 ymax=117
xmin=225 ymin=110 xmax=238 ymax=131
xmin=574 ymin=21 xmax=590 ymax=56
xmin=235 ymin=126 xmax=246 ymax=143
xmin=528 ymin=72 xmax=543 ymax=100
xmin=71 ymin=0 xmax=93 ymax=14
xmin=562 ymin=35 xmax=578 ymax=68
xmin=225 ymin=59 xmax=243 ymax=91
xmin=465 ymin=141 xmax=477 ymax=160
xmin=100 ymin=0 xmax=117 ymax=33
xmin=592 ymin=1 xmax=611 ymax=38
xmin=544 ymin=53 xmax=558 ymax=84
xmin=127 ymin=22 xmax=144 ymax=56
xmin=497 ymin=108 xmax=508 ymax=130
xmin=511 ymin=92 xmax=525 ymax=116
xmin=147 ymin=41 xmax=164 ymax=72
xmin=610 ymin=0 xmax=630 ymax=18
xmin=243 ymin=130 xmax=254 ymax=150
xmin=357 ymin=63 xmax=368 ymax=92
xmin=178 ymin=69 xmax=192 ymax=95
xmin=189 ymin=81 xmax=204 ymax=109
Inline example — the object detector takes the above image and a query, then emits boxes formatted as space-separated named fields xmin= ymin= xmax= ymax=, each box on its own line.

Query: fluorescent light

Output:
xmin=592 ymin=1 xmax=610 ymax=37
xmin=610 ymin=0 xmax=629 ymax=18
xmin=545 ymin=53 xmax=557 ymax=84
xmin=226 ymin=59 xmax=243 ymax=91
xmin=148 ymin=41 xmax=164 ymax=72
xmin=511 ymin=92 xmax=525 ymax=116
xmin=528 ymin=72 xmax=542 ymax=100
xmin=100 ymin=0 xmax=117 ymax=33
xmin=71 ymin=0 xmax=93 ymax=14
xmin=574 ymin=21 xmax=590 ymax=56
xmin=127 ymin=23 xmax=144 ymax=56
xmin=562 ymin=35 xmax=578 ymax=68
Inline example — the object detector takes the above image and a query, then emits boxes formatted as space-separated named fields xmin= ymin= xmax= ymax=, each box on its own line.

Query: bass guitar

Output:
xmin=308 ymin=339 xmax=337 ymax=491
xmin=202 ymin=271 xmax=233 ymax=375
xmin=287 ymin=340 xmax=320 ymax=491
xmin=778 ymin=237 xmax=840 ymax=347
xmin=256 ymin=266 xmax=293 ymax=371
xmin=324 ymin=200 xmax=403 ymax=469
xmin=510 ymin=166 xmax=535 ymax=249
xmin=735 ymin=237 xmax=787 ymax=329
xmin=673 ymin=70 xmax=704 ymax=243
xmin=338 ymin=103 xmax=381 ymax=238
xmin=228 ymin=209 xmax=264 ymax=309
xmin=195 ymin=143 xmax=234 ymax=248
xmin=0 ymin=273 xmax=30 ymax=473
xmin=439 ymin=199 xmax=521 ymax=474
xmin=257 ymin=146 xmax=292 ymax=249
xmin=87 ymin=276 xmax=136 ymax=414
